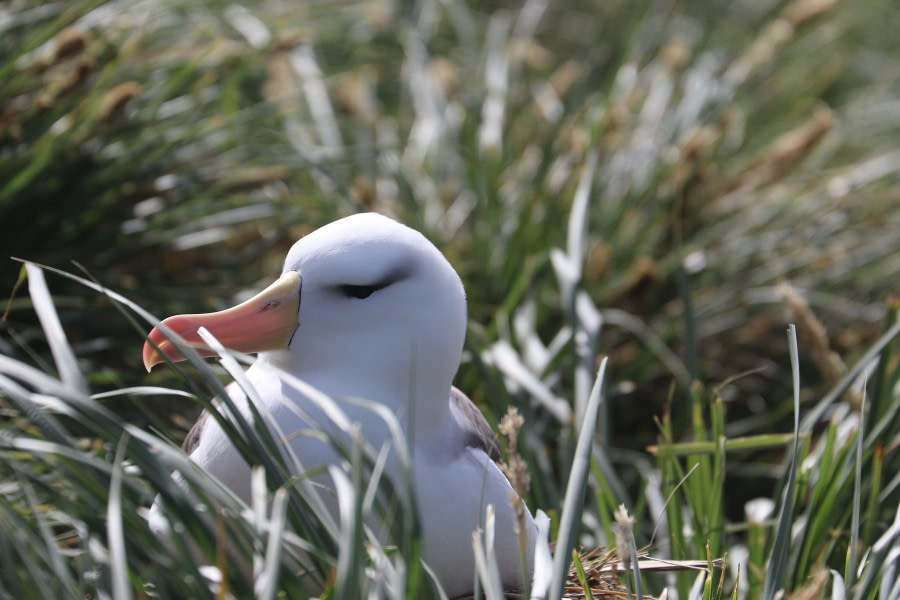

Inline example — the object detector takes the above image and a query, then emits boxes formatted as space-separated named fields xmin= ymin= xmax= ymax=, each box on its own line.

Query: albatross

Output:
xmin=143 ymin=213 xmax=537 ymax=597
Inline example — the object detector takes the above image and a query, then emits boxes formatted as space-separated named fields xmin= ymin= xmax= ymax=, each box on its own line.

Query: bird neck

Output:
xmin=260 ymin=352 xmax=454 ymax=446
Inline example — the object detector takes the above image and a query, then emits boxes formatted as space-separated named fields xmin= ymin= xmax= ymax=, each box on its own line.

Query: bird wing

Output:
xmin=449 ymin=386 xmax=503 ymax=464
xmin=183 ymin=387 xmax=504 ymax=465
xmin=182 ymin=409 xmax=209 ymax=455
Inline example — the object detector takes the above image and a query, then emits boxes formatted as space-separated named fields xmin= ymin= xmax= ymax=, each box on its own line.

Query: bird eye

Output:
xmin=338 ymin=284 xmax=380 ymax=299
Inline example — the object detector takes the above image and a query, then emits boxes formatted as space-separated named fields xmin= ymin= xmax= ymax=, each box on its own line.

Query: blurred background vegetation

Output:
xmin=1 ymin=0 xmax=898 ymax=596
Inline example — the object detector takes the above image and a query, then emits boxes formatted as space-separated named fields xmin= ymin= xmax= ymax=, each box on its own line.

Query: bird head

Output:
xmin=143 ymin=213 xmax=467 ymax=399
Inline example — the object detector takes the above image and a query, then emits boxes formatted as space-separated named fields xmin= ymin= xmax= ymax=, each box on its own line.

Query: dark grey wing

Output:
xmin=449 ymin=386 xmax=503 ymax=464
xmin=182 ymin=409 xmax=209 ymax=455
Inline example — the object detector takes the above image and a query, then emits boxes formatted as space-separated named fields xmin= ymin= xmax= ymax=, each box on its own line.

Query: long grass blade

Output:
xmin=571 ymin=549 xmax=594 ymax=600
xmin=762 ymin=325 xmax=802 ymax=600
xmin=472 ymin=505 xmax=504 ymax=600
xmin=107 ymin=434 xmax=133 ymax=600
xmin=90 ymin=387 xmax=197 ymax=401
xmin=845 ymin=379 xmax=866 ymax=590
xmin=256 ymin=487 xmax=288 ymax=600
xmin=854 ymin=498 xmax=899 ymax=600
xmin=645 ymin=433 xmax=804 ymax=456
xmin=24 ymin=264 xmax=87 ymax=395
xmin=549 ymin=357 xmax=608 ymax=600
xmin=329 ymin=437 xmax=364 ymax=599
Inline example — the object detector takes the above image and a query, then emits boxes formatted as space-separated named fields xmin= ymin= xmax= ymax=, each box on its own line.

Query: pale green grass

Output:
xmin=2 ymin=0 xmax=899 ymax=598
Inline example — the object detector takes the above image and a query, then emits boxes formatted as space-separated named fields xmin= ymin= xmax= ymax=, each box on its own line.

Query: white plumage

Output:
xmin=144 ymin=213 xmax=536 ymax=597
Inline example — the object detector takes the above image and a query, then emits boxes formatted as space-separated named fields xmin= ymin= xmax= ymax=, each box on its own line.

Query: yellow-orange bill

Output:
xmin=142 ymin=271 xmax=301 ymax=371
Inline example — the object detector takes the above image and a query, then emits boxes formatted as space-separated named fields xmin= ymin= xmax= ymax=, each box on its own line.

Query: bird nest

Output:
xmin=498 ymin=545 xmax=721 ymax=600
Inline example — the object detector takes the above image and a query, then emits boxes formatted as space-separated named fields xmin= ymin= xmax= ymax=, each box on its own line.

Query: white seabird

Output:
xmin=143 ymin=213 xmax=537 ymax=597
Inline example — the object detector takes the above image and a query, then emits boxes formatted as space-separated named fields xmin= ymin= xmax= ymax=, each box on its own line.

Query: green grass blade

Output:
xmin=472 ymin=505 xmax=505 ymax=600
xmin=330 ymin=432 xmax=365 ymax=600
xmin=548 ymin=357 xmax=607 ymax=600
xmin=645 ymin=433 xmax=804 ymax=456
xmin=763 ymin=325 xmax=802 ymax=600
xmin=746 ymin=498 xmax=775 ymax=600
xmin=589 ymin=457 xmax=619 ymax=546
xmin=23 ymin=264 xmax=87 ymax=395
xmin=256 ymin=487 xmax=289 ymax=600
xmin=867 ymin=300 xmax=898 ymax=432
xmin=7 ymin=465 xmax=82 ymax=597
xmin=571 ymin=549 xmax=594 ymax=600
xmin=852 ymin=501 xmax=899 ymax=600
xmin=845 ymin=384 xmax=866 ymax=589
xmin=107 ymin=434 xmax=133 ymax=600
xmin=861 ymin=440 xmax=884 ymax=554
xmin=656 ymin=410 xmax=693 ymax=599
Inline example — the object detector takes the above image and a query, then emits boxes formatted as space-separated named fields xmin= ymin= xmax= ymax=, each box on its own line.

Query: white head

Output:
xmin=276 ymin=214 xmax=467 ymax=403
xmin=144 ymin=213 xmax=467 ymax=426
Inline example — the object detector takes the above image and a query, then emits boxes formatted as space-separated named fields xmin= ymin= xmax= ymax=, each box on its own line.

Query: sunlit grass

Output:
xmin=2 ymin=0 xmax=898 ymax=598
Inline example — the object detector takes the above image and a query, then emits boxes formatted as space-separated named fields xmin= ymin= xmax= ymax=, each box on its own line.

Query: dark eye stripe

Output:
xmin=334 ymin=264 xmax=413 ymax=300
xmin=337 ymin=283 xmax=385 ymax=299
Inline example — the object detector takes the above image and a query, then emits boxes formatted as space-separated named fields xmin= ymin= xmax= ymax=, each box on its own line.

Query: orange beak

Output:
xmin=142 ymin=271 xmax=301 ymax=371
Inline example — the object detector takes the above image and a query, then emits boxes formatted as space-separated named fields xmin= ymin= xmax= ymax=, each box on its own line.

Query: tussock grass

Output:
xmin=2 ymin=0 xmax=898 ymax=598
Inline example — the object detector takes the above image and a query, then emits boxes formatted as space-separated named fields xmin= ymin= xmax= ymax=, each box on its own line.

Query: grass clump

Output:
xmin=2 ymin=0 xmax=899 ymax=598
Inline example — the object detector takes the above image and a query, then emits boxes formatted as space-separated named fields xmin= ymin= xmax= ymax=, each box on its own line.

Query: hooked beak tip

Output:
xmin=142 ymin=339 xmax=166 ymax=372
